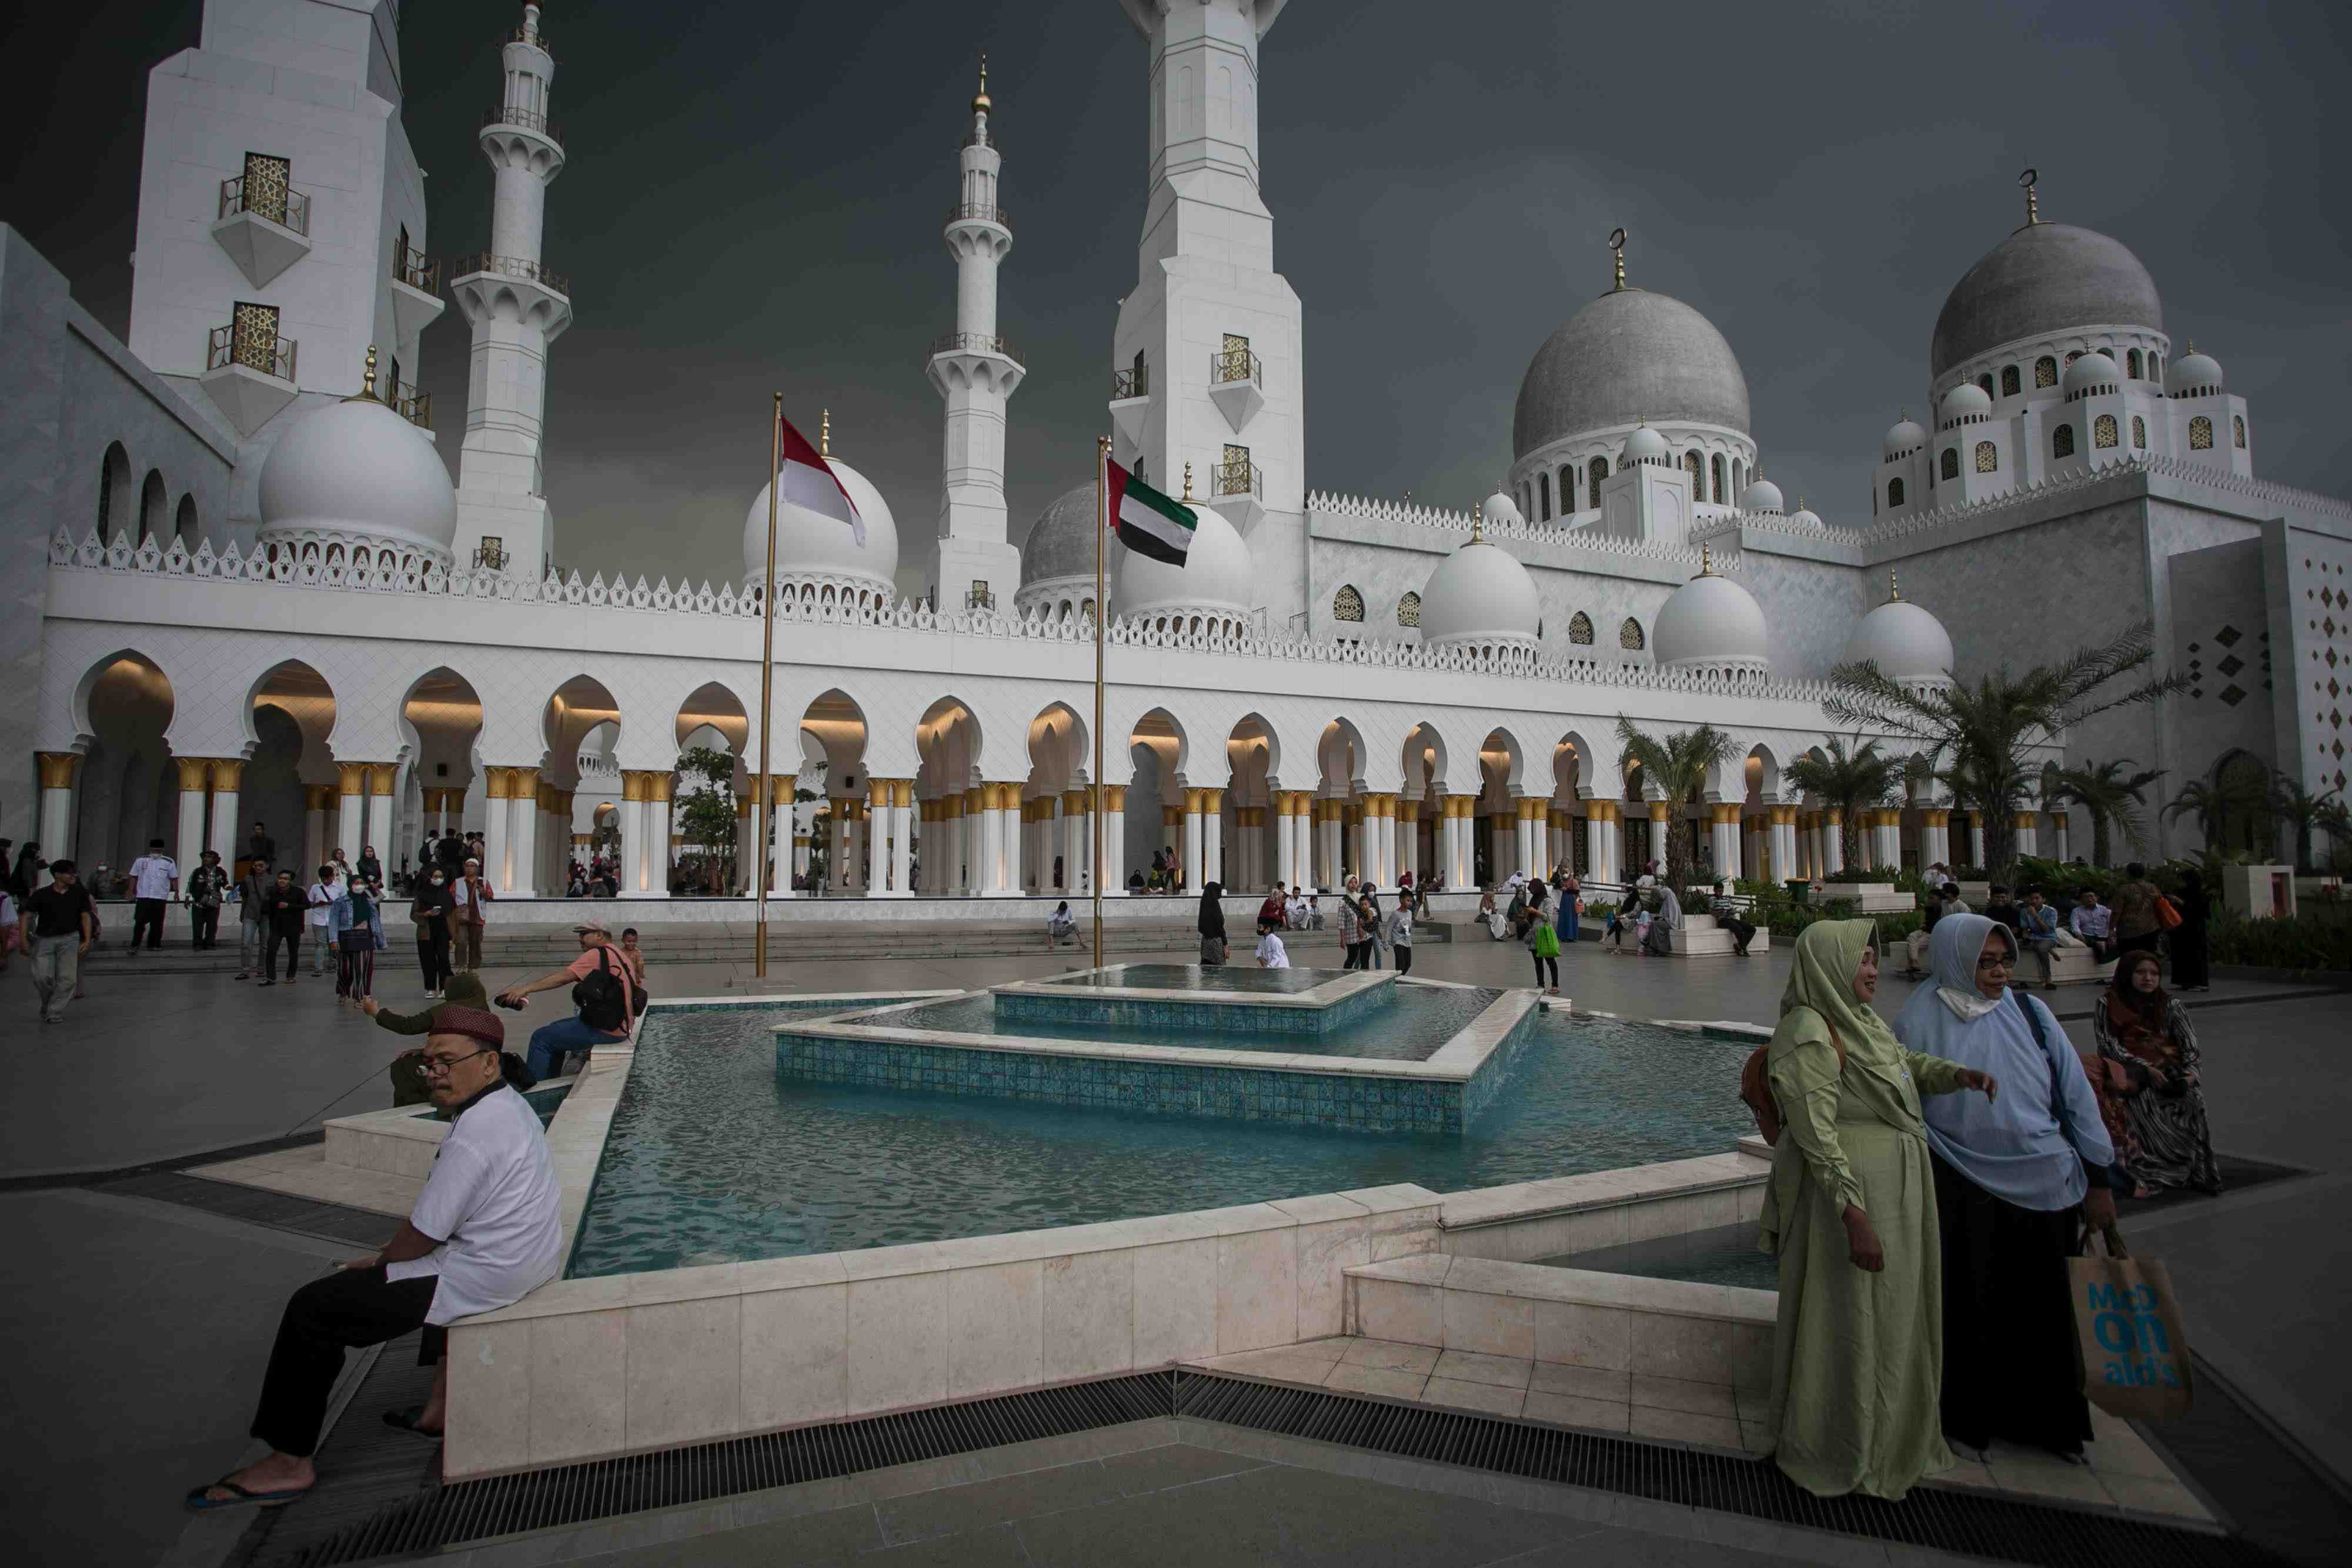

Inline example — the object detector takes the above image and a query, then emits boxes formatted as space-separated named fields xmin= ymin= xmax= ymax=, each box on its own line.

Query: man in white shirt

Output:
xmin=188 ymin=1007 xmax=560 ymax=1511
xmin=127 ymin=836 xmax=177 ymax=951
xmin=306 ymin=863 xmax=343 ymax=976
xmin=1255 ymin=918 xmax=1290 ymax=968
xmin=452 ymin=856 xmax=495 ymax=971
xmin=2070 ymin=888 xmax=2117 ymax=959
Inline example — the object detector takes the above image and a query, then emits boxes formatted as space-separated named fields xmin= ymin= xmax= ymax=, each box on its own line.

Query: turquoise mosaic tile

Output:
xmin=774 ymin=1031 xmax=1466 ymax=1134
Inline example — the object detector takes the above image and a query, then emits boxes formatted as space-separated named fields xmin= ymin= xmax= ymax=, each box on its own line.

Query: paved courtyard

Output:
xmin=4 ymin=931 xmax=2344 ymax=1566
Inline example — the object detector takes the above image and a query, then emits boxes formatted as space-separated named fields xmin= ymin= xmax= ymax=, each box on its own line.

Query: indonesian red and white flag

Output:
xmin=775 ymin=411 xmax=865 ymax=547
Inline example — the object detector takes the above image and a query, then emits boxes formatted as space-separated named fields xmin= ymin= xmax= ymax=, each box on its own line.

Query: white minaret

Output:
xmin=450 ymin=3 xmax=572 ymax=580
xmin=1109 ymin=1 xmax=1305 ymax=631
xmin=926 ymin=55 xmax=1024 ymax=614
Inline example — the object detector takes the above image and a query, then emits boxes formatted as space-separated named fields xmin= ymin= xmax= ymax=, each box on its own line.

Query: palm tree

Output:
xmin=2269 ymin=774 xmax=2346 ymax=871
xmin=1614 ymin=717 xmax=1735 ymax=890
xmin=2047 ymin=757 xmax=2167 ymax=867
xmin=1825 ymin=621 xmax=2186 ymax=879
xmin=1784 ymin=735 xmax=1899 ymax=870
xmin=2162 ymin=772 xmax=2270 ymax=851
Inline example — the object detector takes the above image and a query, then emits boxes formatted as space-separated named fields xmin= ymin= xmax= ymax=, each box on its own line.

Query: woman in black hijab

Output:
xmin=1198 ymin=881 xmax=1228 ymax=966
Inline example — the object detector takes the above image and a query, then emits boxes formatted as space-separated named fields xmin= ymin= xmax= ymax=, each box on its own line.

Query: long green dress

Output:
xmin=1758 ymin=920 xmax=1969 ymax=1500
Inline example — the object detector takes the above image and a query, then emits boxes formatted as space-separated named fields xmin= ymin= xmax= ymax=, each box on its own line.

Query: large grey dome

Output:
xmin=1020 ymin=483 xmax=1099 ymax=586
xmin=1930 ymin=223 xmax=2163 ymax=379
xmin=1512 ymin=289 xmax=1751 ymax=459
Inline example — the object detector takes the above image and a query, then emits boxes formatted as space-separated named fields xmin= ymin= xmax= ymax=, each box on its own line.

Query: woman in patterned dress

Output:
xmin=2092 ymin=951 xmax=2222 ymax=1195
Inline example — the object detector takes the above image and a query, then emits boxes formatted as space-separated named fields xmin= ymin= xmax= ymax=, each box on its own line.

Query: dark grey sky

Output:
xmin=9 ymin=1 xmax=2348 ymax=591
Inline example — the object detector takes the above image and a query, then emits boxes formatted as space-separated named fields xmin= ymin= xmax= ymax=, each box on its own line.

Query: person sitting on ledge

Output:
xmin=185 ymin=1007 xmax=560 ymax=1511
xmin=366 ymin=971 xmax=492 ymax=1106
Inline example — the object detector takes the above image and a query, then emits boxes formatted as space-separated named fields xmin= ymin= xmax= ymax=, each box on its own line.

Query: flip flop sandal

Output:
xmin=382 ymin=1406 xmax=443 ymax=1441
xmin=185 ymin=1477 xmax=306 ymax=1510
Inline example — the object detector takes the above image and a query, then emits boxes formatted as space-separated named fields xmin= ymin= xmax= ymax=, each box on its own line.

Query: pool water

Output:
xmin=1542 ymin=1222 xmax=1782 ymax=1292
xmin=566 ymin=1002 xmax=1759 ymax=1278
xmin=1043 ymin=964 xmax=1339 ymax=994
xmin=881 ymin=984 xmax=1501 ymax=1062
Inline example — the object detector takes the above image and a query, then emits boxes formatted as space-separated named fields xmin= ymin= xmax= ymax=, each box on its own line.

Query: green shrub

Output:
xmin=2207 ymin=912 xmax=2352 ymax=971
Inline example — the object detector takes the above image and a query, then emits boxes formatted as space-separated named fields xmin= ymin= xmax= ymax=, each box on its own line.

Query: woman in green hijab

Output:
xmin=1758 ymin=920 xmax=1997 ymax=1499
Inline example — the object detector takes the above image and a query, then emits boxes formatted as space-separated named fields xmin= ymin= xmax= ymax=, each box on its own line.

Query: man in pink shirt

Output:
xmin=499 ymin=923 xmax=636 ymax=1081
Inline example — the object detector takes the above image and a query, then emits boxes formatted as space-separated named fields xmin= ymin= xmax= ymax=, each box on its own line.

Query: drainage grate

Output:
xmin=273 ymin=1368 xmax=2284 ymax=1568
xmin=1174 ymin=1371 xmax=2284 ymax=1568
xmin=273 ymin=1374 xmax=1171 ymax=1566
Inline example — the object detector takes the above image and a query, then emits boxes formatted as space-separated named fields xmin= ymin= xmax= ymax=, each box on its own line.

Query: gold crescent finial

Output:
xmin=972 ymin=51 xmax=991 ymax=113
xmin=820 ymin=407 xmax=831 ymax=456
xmin=2186 ymin=339 xmax=2196 ymax=354
xmin=2019 ymin=166 xmax=2040 ymax=226
xmin=1700 ymin=543 xmax=1713 ymax=576
xmin=1889 ymin=569 xmax=1902 ymax=603
xmin=1182 ymin=462 xmax=1193 ymax=502
xmin=1471 ymin=503 xmax=1484 ymax=543
xmin=1609 ymin=226 xmax=1628 ymax=291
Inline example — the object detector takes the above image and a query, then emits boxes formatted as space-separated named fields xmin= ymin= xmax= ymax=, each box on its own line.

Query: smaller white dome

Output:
xmin=2167 ymin=346 xmax=2223 ymax=395
xmin=743 ymin=454 xmax=900 ymax=597
xmin=1843 ymin=577 xmax=1955 ymax=687
xmin=1482 ymin=490 xmax=1525 ymax=529
xmin=1785 ymin=499 xmax=1823 ymax=530
xmin=2063 ymin=351 xmax=2120 ymax=396
xmin=1742 ymin=477 xmax=1784 ymax=514
xmin=1653 ymin=557 xmax=1768 ymax=674
xmin=1939 ymin=382 xmax=1991 ymax=424
xmin=1418 ymin=538 xmax=1539 ymax=648
xmin=258 ymin=394 xmax=457 ymax=557
xmin=1883 ymin=416 xmax=1926 ymax=459
xmin=1115 ymin=504 xmax=1255 ymax=623
xmin=1621 ymin=424 xmax=1669 ymax=465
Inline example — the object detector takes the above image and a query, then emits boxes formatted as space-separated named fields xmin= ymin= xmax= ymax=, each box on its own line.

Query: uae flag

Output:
xmin=775 ymin=410 xmax=865 ymax=547
xmin=1106 ymin=459 xmax=1195 ymax=566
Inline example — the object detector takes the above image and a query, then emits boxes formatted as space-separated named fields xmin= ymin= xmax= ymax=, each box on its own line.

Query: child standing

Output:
xmin=1386 ymin=898 xmax=1414 ymax=975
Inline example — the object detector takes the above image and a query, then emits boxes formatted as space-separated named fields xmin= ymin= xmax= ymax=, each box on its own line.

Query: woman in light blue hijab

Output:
xmin=1893 ymin=912 xmax=2116 ymax=1463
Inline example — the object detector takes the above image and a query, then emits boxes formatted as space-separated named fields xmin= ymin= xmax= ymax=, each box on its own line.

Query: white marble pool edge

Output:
xmin=992 ymin=964 xmax=1394 ymax=1011
xmin=763 ymin=982 xmax=1540 ymax=1087
xmin=437 ymin=991 xmax=1773 ymax=1480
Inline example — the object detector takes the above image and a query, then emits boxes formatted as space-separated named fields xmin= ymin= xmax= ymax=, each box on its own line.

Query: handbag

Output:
xmin=2069 ymin=1222 xmax=2193 ymax=1419
xmin=2155 ymin=894 xmax=2183 ymax=931
xmin=1531 ymin=922 xmax=1561 ymax=958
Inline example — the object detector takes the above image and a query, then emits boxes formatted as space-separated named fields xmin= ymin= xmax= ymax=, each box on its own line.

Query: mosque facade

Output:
xmin=8 ymin=0 xmax=2350 ymax=915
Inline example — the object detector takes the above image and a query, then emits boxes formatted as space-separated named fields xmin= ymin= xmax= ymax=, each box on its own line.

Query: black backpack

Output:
xmin=572 ymin=947 xmax=628 ymax=1033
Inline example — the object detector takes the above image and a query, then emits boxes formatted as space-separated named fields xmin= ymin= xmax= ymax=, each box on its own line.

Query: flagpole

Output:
xmin=755 ymin=392 xmax=781 ymax=979
xmin=1092 ymin=435 xmax=1109 ymax=969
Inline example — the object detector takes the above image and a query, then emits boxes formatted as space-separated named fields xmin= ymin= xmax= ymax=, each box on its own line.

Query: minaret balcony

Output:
xmin=1207 ymin=456 xmax=1265 ymax=533
xmin=390 ymin=244 xmax=446 ymax=340
xmin=199 ymin=318 xmax=299 ymax=436
xmin=1109 ymin=366 xmax=1154 ymax=449
xmin=480 ymin=106 xmax=564 ymax=177
xmin=448 ymin=253 xmax=573 ymax=339
xmin=946 ymin=201 xmax=1010 ymax=234
xmin=927 ymin=332 xmax=1024 ymax=397
xmin=1208 ymin=348 xmax=1265 ymax=432
xmin=211 ymin=173 xmax=311 ymax=288
xmin=389 ymin=379 xmax=433 ymax=434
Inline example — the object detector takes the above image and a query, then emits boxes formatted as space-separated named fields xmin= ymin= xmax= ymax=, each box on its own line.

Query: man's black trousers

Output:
xmin=251 ymin=1265 xmax=441 ymax=1457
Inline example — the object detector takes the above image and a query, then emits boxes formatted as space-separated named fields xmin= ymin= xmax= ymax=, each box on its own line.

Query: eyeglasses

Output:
xmin=420 ymin=1045 xmax=497 ymax=1077
xmin=1976 ymin=952 xmax=2015 ymax=969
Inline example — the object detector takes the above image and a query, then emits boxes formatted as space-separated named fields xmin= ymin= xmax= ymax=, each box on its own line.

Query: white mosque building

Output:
xmin=7 ymin=0 xmax=2348 ymax=919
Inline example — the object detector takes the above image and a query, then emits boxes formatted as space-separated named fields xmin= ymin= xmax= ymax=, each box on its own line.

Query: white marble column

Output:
xmin=768 ymin=777 xmax=793 ymax=896
xmin=335 ymin=763 xmax=367 ymax=865
xmin=1822 ymin=811 xmax=1846 ymax=875
xmin=485 ymin=769 xmax=517 ymax=889
xmin=1772 ymin=813 xmax=1799 ymax=885
xmin=1709 ymin=810 xmax=1740 ymax=881
xmin=1202 ymin=790 xmax=1225 ymax=889
xmin=889 ymin=781 xmax=914 ymax=896
xmin=1101 ymin=786 xmax=1127 ymax=895
xmin=2012 ymin=811 xmax=2039 ymax=860
xmin=507 ymin=771 xmax=541 ymax=895
xmin=302 ymin=787 xmax=328 ymax=875
xmin=1967 ymin=813 xmax=1987 ymax=868
xmin=206 ymin=760 xmax=243 ymax=870
xmin=168 ymin=757 xmax=206 ymax=883
xmin=1586 ymin=804 xmax=1620 ymax=887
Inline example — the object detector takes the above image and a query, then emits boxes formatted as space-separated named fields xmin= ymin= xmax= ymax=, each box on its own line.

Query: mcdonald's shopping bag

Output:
xmin=2069 ymin=1229 xmax=2193 ymax=1420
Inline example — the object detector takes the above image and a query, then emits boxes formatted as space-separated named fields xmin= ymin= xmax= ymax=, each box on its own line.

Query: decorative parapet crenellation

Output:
xmin=1308 ymin=490 xmax=1725 ymax=568
xmin=48 ymin=524 xmax=1849 ymax=705
xmin=1696 ymin=453 xmax=2350 ymax=554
